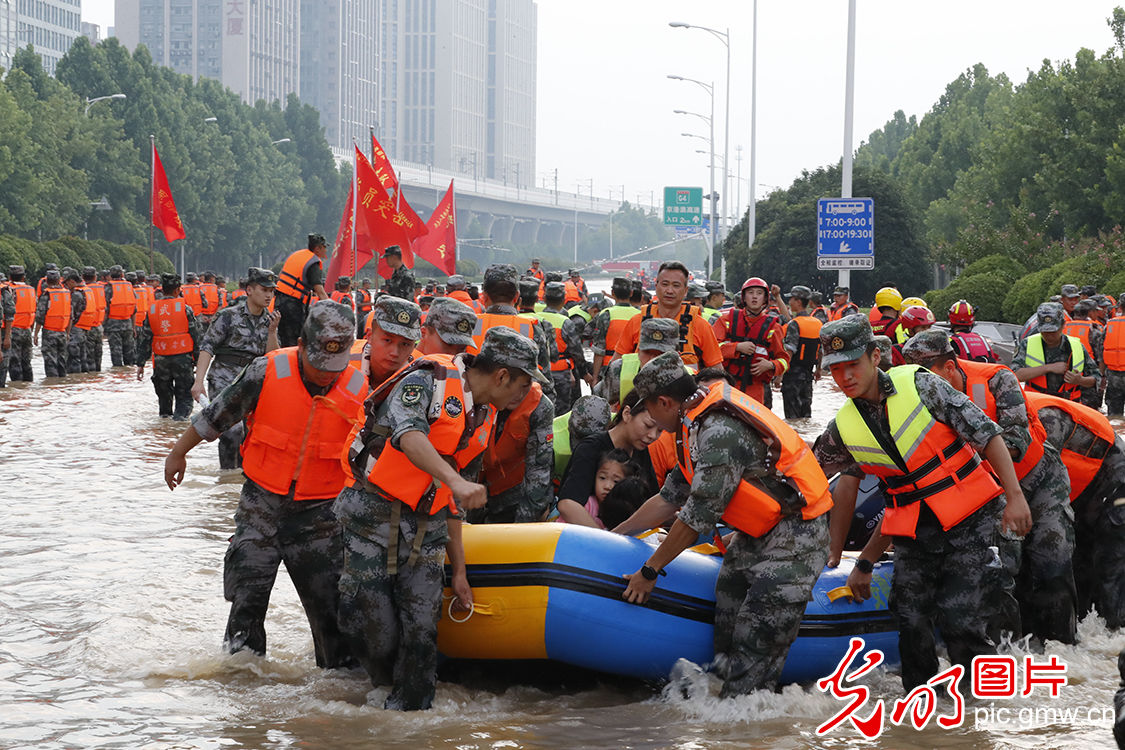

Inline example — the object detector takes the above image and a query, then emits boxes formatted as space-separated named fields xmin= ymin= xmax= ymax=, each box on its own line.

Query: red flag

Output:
xmin=414 ymin=181 xmax=456 ymax=276
xmin=370 ymin=132 xmax=399 ymax=195
xmin=151 ymin=145 xmax=185 ymax=242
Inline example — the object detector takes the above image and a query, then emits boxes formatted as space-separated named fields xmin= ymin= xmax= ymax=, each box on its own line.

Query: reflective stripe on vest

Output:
xmin=1064 ymin=320 xmax=1094 ymax=355
xmin=483 ymin=382 xmax=543 ymax=495
xmin=537 ymin=309 xmax=573 ymax=371
xmin=958 ymin=359 xmax=1045 ymax=481
xmin=42 ymin=287 xmax=71 ymax=332
xmin=605 ymin=304 xmax=641 ymax=364
xmin=134 ymin=286 xmax=154 ymax=326
xmin=1023 ymin=390 xmax=1117 ymax=501
xmin=951 ymin=331 xmax=997 ymax=363
xmin=75 ymin=286 xmax=99 ymax=330
xmin=149 ymin=299 xmax=193 ymax=356
xmin=678 ymin=383 xmax=832 ymax=537
xmin=241 ymin=348 xmax=367 ymax=500
xmin=181 ymin=284 xmax=205 ymax=315
xmin=1105 ymin=317 xmax=1125 ymax=371
xmin=468 ymin=313 xmax=535 ymax=355
xmin=11 ymin=283 xmax=35 ymax=329
xmin=199 ymin=283 xmax=220 ymax=314
xmin=1025 ymin=334 xmax=1086 ymax=401
xmin=107 ymin=280 xmax=136 ymax=320
xmin=835 ymin=365 xmax=1002 ymax=538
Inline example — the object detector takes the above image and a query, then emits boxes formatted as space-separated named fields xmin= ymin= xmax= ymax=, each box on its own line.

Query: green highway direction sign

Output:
xmin=663 ymin=186 xmax=703 ymax=226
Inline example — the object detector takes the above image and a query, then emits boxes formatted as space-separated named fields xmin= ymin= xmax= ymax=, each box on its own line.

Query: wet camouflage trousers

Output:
xmin=66 ymin=328 xmax=87 ymax=373
xmin=276 ymin=295 xmax=306 ymax=349
xmin=0 ymin=338 xmax=7 ymax=387
xmin=780 ymin=367 xmax=815 ymax=419
xmin=1106 ymin=370 xmax=1125 ymax=416
xmin=1073 ymin=478 xmax=1125 ymax=629
xmin=85 ymin=325 xmax=102 ymax=372
xmin=104 ymin=319 xmax=135 ymax=366
xmin=995 ymin=447 xmax=1078 ymax=644
xmin=712 ymin=513 xmax=828 ymax=697
xmin=151 ymin=353 xmax=194 ymax=418
xmin=41 ymin=330 xmax=68 ymax=377
xmin=550 ymin=370 xmax=576 ymax=417
xmin=891 ymin=498 xmax=1011 ymax=690
xmin=207 ymin=361 xmax=247 ymax=469
xmin=336 ymin=486 xmax=447 ymax=711
xmin=223 ymin=480 xmax=352 ymax=668
xmin=7 ymin=328 xmax=32 ymax=381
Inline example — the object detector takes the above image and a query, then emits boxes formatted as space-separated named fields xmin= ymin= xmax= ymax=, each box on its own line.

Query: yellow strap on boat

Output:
xmin=826 ymin=586 xmax=855 ymax=602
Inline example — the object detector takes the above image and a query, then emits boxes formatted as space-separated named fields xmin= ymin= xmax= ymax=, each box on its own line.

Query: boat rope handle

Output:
xmin=826 ymin=586 xmax=855 ymax=602
xmin=445 ymin=597 xmax=495 ymax=622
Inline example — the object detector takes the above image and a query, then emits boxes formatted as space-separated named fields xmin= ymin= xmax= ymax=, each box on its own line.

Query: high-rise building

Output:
xmin=80 ymin=20 xmax=99 ymax=44
xmin=300 ymin=0 xmax=379 ymax=150
xmin=115 ymin=0 xmax=300 ymax=105
xmin=11 ymin=0 xmax=82 ymax=75
xmin=380 ymin=0 xmax=535 ymax=183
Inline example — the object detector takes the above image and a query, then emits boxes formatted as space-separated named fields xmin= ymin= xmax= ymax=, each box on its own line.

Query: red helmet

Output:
xmin=948 ymin=299 xmax=975 ymax=326
xmin=900 ymin=305 xmax=936 ymax=330
xmin=740 ymin=276 xmax=768 ymax=294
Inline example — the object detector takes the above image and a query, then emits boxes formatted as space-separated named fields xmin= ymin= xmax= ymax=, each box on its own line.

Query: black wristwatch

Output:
xmin=855 ymin=558 xmax=874 ymax=574
xmin=641 ymin=564 xmax=665 ymax=581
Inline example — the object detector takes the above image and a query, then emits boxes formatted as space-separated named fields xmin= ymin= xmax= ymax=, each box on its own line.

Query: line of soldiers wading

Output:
xmin=10 ymin=244 xmax=1122 ymax=717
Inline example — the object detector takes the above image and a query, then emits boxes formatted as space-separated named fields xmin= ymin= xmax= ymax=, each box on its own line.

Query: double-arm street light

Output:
xmin=84 ymin=93 xmax=126 ymax=116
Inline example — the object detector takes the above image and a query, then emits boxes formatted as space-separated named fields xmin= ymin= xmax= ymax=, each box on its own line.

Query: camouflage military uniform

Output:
xmin=593 ymin=318 xmax=681 ymax=406
xmin=85 ymin=319 xmax=103 ymax=372
xmin=0 ymin=282 xmax=13 ymax=387
xmin=335 ymin=363 xmax=488 ymax=710
xmin=199 ymin=298 xmax=274 ymax=468
xmin=656 ymin=387 xmax=828 ymax=696
xmin=65 ymin=285 xmax=88 ymax=374
xmin=590 ymin=302 xmax=632 ymax=363
xmin=384 ymin=264 xmax=415 ymax=301
xmin=815 ymin=353 xmax=1014 ymax=690
xmin=1038 ymin=404 xmax=1125 ymax=629
xmin=1078 ymin=319 xmax=1105 ymax=410
xmin=593 ymin=357 xmax=625 ymax=404
xmin=540 ymin=299 xmax=589 ymax=416
xmin=136 ymin=303 xmax=199 ymax=419
xmin=192 ymin=344 xmax=353 ymax=668
xmin=35 ymin=286 xmax=74 ymax=378
xmin=780 ymin=309 xmax=816 ymax=419
xmin=472 ymin=388 xmax=556 ymax=523
xmin=104 ymin=281 xmax=136 ymax=366
xmin=1011 ymin=320 xmax=1101 ymax=402
xmin=1106 ymin=370 xmax=1125 ymax=416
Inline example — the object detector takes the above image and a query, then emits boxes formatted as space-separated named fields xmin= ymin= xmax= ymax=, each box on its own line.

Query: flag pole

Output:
xmin=451 ymin=180 xmax=457 ymax=272
xmin=149 ymin=135 xmax=155 ymax=275
xmin=351 ymin=140 xmax=358 ymax=281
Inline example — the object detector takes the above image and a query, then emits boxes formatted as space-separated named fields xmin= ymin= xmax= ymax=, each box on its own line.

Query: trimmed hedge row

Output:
xmin=0 ymin=235 xmax=174 ymax=281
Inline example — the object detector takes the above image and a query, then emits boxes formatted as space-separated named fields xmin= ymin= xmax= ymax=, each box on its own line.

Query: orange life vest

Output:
xmin=678 ymin=383 xmax=833 ymax=537
xmin=199 ymin=283 xmax=220 ymax=314
xmin=148 ymin=298 xmax=193 ymax=356
xmin=644 ymin=303 xmax=706 ymax=365
xmin=829 ymin=302 xmax=860 ymax=321
xmin=106 ymin=280 xmax=136 ymax=321
xmin=41 ymin=287 xmax=72 ymax=332
xmin=1064 ymin=319 xmax=1094 ymax=355
xmin=240 ymin=348 xmax=368 ymax=500
xmin=1104 ymin=316 xmax=1125 ymax=371
xmin=447 ymin=289 xmax=475 ymax=308
xmin=277 ymin=249 xmax=321 ymax=303
xmin=355 ymin=288 xmax=373 ymax=314
xmin=603 ymin=303 xmax=641 ymax=367
xmin=134 ymin=285 xmax=154 ymax=326
xmin=231 ymin=289 xmax=248 ymax=302
xmin=10 ymin=282 xmax=35 ymax=329
xmin=527 ymin=267 xmax=545 ymax=283
xmin=835 ymin=365 xmax=1002 ymax=539
xmin=360 ymin=354 xmax=492 ymax=514
xmin=784 ymin=314 xmax=823 ymax=368
xmin=482 ymin=382 xmax=543 ymax=495
xmin=89 ymin=283 xmax=107 ymax=326
xmin=181 ymin=283 xmax=205 ymax=316
xmin=467 ymin=312 xmax=537 ymax=355
xmin=330 ymin=290 xmax=355 ymax=308
xmin=74 ymin=286 xmax=99 ymax=330
xmin=1022 ymin=390 xmax=1117 ymax=501
xmin=649 ymin=429 xmax=677 ymax=488
xmin=1023 ymin=334 xmax=1087 ymax=402
xmin=958 ymin=360 xmax=1045 ymax=481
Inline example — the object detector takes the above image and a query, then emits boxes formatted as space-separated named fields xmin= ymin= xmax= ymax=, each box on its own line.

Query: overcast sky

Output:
xmin=84 ymin=1 xmax=1121 ymax=217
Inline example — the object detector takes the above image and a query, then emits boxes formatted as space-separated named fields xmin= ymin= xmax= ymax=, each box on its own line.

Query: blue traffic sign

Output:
xmin=817 ymin=198 xmax=874 ymax=270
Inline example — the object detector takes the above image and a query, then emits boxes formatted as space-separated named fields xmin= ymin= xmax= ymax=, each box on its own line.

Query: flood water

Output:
xmin=1 ymin=321 xmax=1124 ymax=749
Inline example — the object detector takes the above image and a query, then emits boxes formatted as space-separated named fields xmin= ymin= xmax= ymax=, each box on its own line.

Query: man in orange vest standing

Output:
xmin=616 ymin=351 xmax=833 ymax=696
xmin=275 ymin=234 xmax=330 ymax=348
xmin=1013 ymin=302 xmax=1099 ymax=403
xmin=828 ymin=285 xmax=860 ymax=320
xmin=780 ymin=285 xmax=822 ymax=419
xmin=0 ymin=270 xmax=11 ymax=387
xmin=526 ymin=257 xmax=545 ymax=283
xmin=5 ymin=265 xmax=34 ymax=382
xmin=163 ymin=301 xmax=367 ymax=668
xmin=712 ymin=276 xmax=789 ymax=407
xmin=336 ymin=326 xmax=545 ymax=710
xmin=104 ymin=265 xmax=137 ymax=367
xmin=616 ymin=261 xmax=723 ymax=370
xmin=33 ymin=268 xmax=75 ymax=378
xmin=136 ymin=274 xmax=200 ymax=419
xmin=66 ymin=268 xmax=97 ymax=374
xmin=1105 ymin=296 xmax=1125 ymax=416
xmin=814 ymin=316 xmax=1031 ymax=691
xmin=1065 ymin=299 xmax=1106 ymax=410
xmin=590 ymin=277 xmax=641 ymax=381
xmin=80 ymin=267 xmax=106 ymax=372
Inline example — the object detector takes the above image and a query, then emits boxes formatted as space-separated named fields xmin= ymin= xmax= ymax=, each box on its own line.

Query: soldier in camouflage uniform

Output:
xmin=336 ymin=326 xmax=546 ymax=710
xmin=872 ymin=334 xmax=894 ymax=370
xmin=595 ymin=317 xmax=679 ymax=408
xmin=1034 ymin=398 xmax=1125 ymax=629
xmin=1108 ymin=293 xmax=1125 ymax=416
xmin=136 ymin=275 xmax=200 ymax=419
xmin=192 ymin=268 xmax=281 ymax=469
xmin=0 ymin=271 xmax=12 ymax=387
xmin=64 ymin=269 xmax=89 ymax=374
xmin=590 ymin=277 xmax=639 ymax=380
xmin=780 ymin=285 xmax=821 ymax=419
xmin=382 ymin=245 xmax=415 ymax=301
xmin=33 ymin=269 xmax=80 ymax=378
xmin=478 ymin=263 xmax=557 ymax=402
xmin=162 ymin=301 xmax=363 ymax=667
xmin=81 ymin=267 xmax=104 ymax=372
xmin=552 ymin=394 xmax=613 ymax=488
xmin=1013 ymin=302 xmax=1100 ymax=402
xmin=814 ymin=316 xmax=1032 ymax=690
xmin=6 ymin=266 xmax=33 ymax=382
xmin=538 ymin=280 xmax=591 ymax=416
xmin=903 ymin=330 xmax=1077 ymax=644
xmin=104 ymin=265 xmax=137 ymax=366
xmin=1069 ymin=299 xmax=1106 ymax=410
xmin=618 ymin=351 xmax=831 ymax=696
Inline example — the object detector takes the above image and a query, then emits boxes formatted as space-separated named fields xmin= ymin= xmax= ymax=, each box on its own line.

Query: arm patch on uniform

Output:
xmin=401 ymin=384 xmax=425 ymax=405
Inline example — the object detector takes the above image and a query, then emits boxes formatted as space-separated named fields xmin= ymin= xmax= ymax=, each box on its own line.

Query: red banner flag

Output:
xmin=370 ymin=131 xmax=400 ymax=195
xmin=414 ymin=181 xmax=456 ymax=276
xmin=151 ymin=144 xmax=185 ymax=242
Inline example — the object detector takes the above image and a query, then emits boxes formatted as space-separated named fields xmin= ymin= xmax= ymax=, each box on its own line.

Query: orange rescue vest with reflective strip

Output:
xmin=42 ymin=287 xmax=72 ymax=332
xmin=107 ymin=280 xmax=136 ymax=320
xmin=149 ymin=298 xmax=193 ymax=356
xmin=199 ymin=283 xmax=220 ymax=314
xmin=277 ymin=249 xmax=320 ymax=303
xmin=959 ymin=359 xmax=1045 ymax=481
xmin=134 ymin=285 xmax=154 ymax=326
xmin=75 ymin=286 xmax=99 ymax=330
xmin=1023 ymin=390 xmax=1117 ymax=501
xmin=10 ymin=282 xmax=34 ymax=328
xmin=1064 ymin=319 xmax=1094 ymax=355
xmin=678 ymin=383 xmax=833 ymax=537
xmin=1104 ymin=316 xmax=1125 ymax=371
xmin=241 ymin=348 xmax=368 ymax=500
xmin=181 ymin=284 xmax=205 ymax=316
xmin=482 ymin=382 xmax=543 ymax=495
xmin=784 ymin=314 xmax=823 ymax=368
xmin=467 ymin=312 xmax=537 ymax=354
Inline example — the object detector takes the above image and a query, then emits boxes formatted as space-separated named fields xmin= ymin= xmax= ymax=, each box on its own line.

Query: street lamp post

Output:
xmin=670 ymin=75 xmax=716 ymax=279
xmin=84 ymin=93 xmax=126 ymax=116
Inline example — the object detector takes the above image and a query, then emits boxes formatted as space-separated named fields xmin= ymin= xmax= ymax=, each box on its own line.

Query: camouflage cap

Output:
xmin=478 ymin=326 xmax=549 ymax=384
xmin=820 ymin=315 xmax=875 ymax=366
xmin=639 ymin=317 xmax=681 ymax=353
xmin=900 ymin=329 xmax=954 ymax=365
xmin=545 ymin=271 xmax=564 ymax=283
xmin=301 ymin=300 xmax=356 ymax=372
xmin=544 ymin=281 xmax=566 ymax=300
xmin=63 ymin=269 xmax=81 ymax=283
xmin=146 ymin=274 xmax=160 ymax=282
xmin=519 ymin=278 xmax=541 ymax=301
xmin=1060 ymin=284 xmax=1080 ymax=298
xmin=1049 ymin=295 xmax=1062 ymax=303
xmin=1036 ymin=302 xmax=1065 ymax=332
xmin=372 ymin=295 xmax=422 ymax=340
xmin=705 ymin=280 xmax=725 ymax=294
xmin=308 ymin=233 xmax=327 ymax=250
xmin=531 ymin=257 xmax=542 ymax=263
xmin=9 ymin=265 xmax=24 ymax=275
xmin=335 ymin=275 xmax=351 ymax=288
xmin=45 ymin=269 xmax=61 ymax=281
xmin=1072 ymin=299 xmax=1097 ymax=316
xmin=1096 ymin=294 xmax=1115 ymax=308
xmin=686 ymin=282 xmax=707 ymax=300
xmin=160 ymin=273 xmax=181 ymax=287
xmin=568 ymin=395 xmax=611 ymax=440
xmin=447 ymin=274 xmax=466 ymax=289
xmin=569 ymin=268 xmax=582 ymax=277
xmin=109 ymin=264 xmax=123 ymax=276
xmin=185 ymin=272 xmax=197 ymax=282
xmin=484 ymin=263 xmax=519 ymax=286
xmin=833 ymin=286 xmax=850 ymax=295
xmin=1081 ymin=284 xmax=1097 ymax=296
xmin=872 ymin=335 xmax=894 ymax=369
xmin=383 ymin=244 xmax=402 ymax=258
xmin=44 ymin=263 xmax=58 ymax=271
xmin=82 ymin=266 xmax=97 ymax=277
xmin=247 ymin=267 xmax=277 ymax=288
xmin=632 ymin=351 xmax=694 ymax=401
xmin=124 ymin=272 xmax=137 ymax=283
xmin=787 ymin=285 xmax=812 ymax=300
xmin=425 ymin=297 xmax=477 ymax=347
xmin=811 ymin=291 xmax=825 ymax=304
